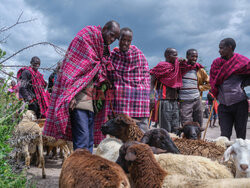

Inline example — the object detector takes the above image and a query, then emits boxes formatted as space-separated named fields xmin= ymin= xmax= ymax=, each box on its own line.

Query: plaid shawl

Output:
xmin=108 ymin=46 xmax=150 ymax=117
xmin=17 ymin=67 xmax=49 ymax=117
xmin=150 ymin=59 xmax=182 ymax=88
xmin=43 ymin=25 xmax=109 ymax=141
xmin=150 ymin=59 xmax=203 ymax=88
xmin=210 ymin=53 xmax=250 ymax=97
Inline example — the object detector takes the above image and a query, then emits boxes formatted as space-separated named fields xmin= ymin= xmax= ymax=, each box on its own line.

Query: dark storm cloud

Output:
xmin=1 ymin=0 xmax=250 ymax=86
xmin=23 ymin=0 xmax=244 ymax=66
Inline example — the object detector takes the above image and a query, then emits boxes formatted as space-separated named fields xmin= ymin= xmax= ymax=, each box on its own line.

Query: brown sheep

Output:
xmin=101 ymin=114 xmax=144 ymax=142
xmin=59 ymin=148 xmax=130 ymax=188
xmin=173 ymin=138 xmax=225 ymax=161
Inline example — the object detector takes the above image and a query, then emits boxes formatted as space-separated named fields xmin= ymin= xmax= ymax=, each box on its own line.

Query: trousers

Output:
xmin=71 ymin=109 xmax=94 ymax=152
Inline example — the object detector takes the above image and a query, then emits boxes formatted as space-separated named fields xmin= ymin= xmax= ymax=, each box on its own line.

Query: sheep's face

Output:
xmin=116 ymin=141 xmax=140 ymax=173
xmin=141 ymin=129 xmax=180 ymax=154
xmin=101 ymin=114 xmax=134 ymax=139
xmin=177 ymin=122 xmax=204 ymax=140
xmin=224 ymin=139 xmax=250 ymax=176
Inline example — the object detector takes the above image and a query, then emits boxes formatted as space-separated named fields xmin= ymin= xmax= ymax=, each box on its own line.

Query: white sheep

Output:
xmin=10 ymin=110 xmax=45 ymax=178
xmin=95 ymin=137 xmax=123 ymax=162
xmin=209 ymin=136 xmax=234 ymax=149
xmin=223 ymin=138 xmax=250 ymax=178
xmin=123 ymin=143 xmax=250 ymax=188
xmin=154 ymin=153 xmax=233 ymax=179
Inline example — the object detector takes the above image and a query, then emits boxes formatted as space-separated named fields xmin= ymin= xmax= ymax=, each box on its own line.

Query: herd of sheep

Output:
xmin=9 ymin=112 xmax=250 ymax=187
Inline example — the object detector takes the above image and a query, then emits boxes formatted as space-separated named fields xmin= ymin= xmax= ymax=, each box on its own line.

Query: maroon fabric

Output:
xmin=210 ymin=53 xmax=250 ymax=97
xmin=17 ymin=67 xmax=49 ymax=117
xmin=180 ymin=61 xmax=204 ymax=75
xmin=43 ymin=25 xmax=109 ymax=141
xmin=150 ymin=59 xmax=203 ymax=88
xmin=150 ymin=59 xmax=182 ymax=88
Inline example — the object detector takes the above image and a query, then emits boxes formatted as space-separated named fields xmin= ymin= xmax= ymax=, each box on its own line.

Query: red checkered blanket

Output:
xmin=108 ymin=46 xmax=150 ymax=117
xmin=210 ymin=53 xmax=250 ymax=97
xmin=17 ymin=67 xmax=49 ymax=117
xmin=43 ymin=25 xmax=109 ymax=141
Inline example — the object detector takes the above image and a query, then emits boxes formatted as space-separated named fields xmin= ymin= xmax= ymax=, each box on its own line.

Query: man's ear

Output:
xmin=223 ymin=146 xmax=234 ymax=162
xmin=125 ymin=151 xmax=137 ymax=161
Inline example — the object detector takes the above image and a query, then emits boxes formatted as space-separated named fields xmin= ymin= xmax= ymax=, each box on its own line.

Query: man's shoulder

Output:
xmin=77 ymin=25 xmax=101 ymax=37
xmin=130 ymin=45 xmax=142 ymax=53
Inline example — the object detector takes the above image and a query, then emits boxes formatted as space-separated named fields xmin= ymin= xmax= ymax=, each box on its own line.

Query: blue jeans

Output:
xmin=71 ymin=109 xmax=94 ymax=152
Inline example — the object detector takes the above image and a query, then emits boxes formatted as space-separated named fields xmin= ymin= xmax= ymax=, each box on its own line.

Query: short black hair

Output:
xmin=30 ymin=56 xmax=40 ymax=64
xmin=186 ymin=49 xmax=197 ymax=57
xmin=104 ymin=20 xmax=120 ymax=30
xmin=120 ymin=27 xmax=133 ymax=35
xmin=221 ymin=38 xmax=236 ymax=51
xmin=164 ymin=48 xmax=176 ymax=58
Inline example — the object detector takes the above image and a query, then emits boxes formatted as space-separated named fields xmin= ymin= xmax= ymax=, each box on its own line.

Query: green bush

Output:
xmin=0 ymin=49 xmax=32 ymax=187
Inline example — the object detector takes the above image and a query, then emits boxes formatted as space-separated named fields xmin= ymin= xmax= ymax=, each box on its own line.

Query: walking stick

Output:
xmin=202 ymin=99 xmax=215 ymax=140
xmin=148 ymin=80 xmax=158 ymax=128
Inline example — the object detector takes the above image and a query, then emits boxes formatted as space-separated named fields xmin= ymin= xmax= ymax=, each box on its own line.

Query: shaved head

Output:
xmin=220 ymin=38 xmax=236 ymax=51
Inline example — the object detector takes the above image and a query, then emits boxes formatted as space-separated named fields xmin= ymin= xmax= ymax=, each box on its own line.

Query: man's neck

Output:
xmin=224 ymin=52 xmax=234 ymax=60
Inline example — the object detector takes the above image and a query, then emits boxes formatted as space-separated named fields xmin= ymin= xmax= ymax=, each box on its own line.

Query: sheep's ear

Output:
xmin=140 ymin=135 xmax=150 ymax=144
xmin=122 ymin=116 xmax=135 ymax=125
xmin=223 ymin=146 xmax=234 ymax=162
xmin=125 ymin=151 xmax=137 ymax=161
xmin=151 ymin=147 xmax=167 ymax=154
xmin=225 ymin=140 xmax=234 ymax=147
xmin=176 ymin=127 xmax=183 ymax=137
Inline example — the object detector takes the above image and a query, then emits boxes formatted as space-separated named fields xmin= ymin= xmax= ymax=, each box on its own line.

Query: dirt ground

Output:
xmin=27 ymin=118 xmax=250 ymax=188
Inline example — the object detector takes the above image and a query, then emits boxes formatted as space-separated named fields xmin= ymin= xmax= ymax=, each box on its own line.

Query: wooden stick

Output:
xmin=148 ymin=80 xmax=158 ymax=128
xmin=202 ymin=99 xmax=215 ymax=140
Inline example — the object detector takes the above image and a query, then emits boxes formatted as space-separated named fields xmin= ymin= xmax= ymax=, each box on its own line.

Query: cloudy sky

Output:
xmin=1 ymin=0 xmax=250 ymax=88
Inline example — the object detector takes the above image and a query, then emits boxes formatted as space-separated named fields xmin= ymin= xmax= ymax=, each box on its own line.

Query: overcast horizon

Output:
xmin=1 ymin=0 xmax=250 ymax=92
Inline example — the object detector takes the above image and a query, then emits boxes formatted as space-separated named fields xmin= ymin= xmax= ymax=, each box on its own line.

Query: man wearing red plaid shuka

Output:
xmin=109 ymin=27 xmax=150 ymax=132
xmin=43 ymin=21 xmax=120 ymax=152
xmin=17 ymin=56 xmax=49 ymax=119
xmin=210 ymin=38 xmax=250 ymax=139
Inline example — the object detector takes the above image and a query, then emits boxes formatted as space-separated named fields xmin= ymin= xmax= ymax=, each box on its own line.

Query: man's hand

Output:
xmin=69 ymin=97 xmax=77 ymax=110
xmin=178 ymin=58 xmax=186 ymax=63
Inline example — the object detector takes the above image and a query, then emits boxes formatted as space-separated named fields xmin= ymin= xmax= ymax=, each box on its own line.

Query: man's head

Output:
xmin=102 ymin=20 xmax=120 ymax=45
xmin=10 ymin=80 xmax=16 ymax=87
xmin=119 ymin=27 xmax=133 ymax=52
xmin=219 ymin=38 xmax=236 ymax=60
xmin=30 ymin=56 xmax=41 ymax=71
xmin=186 ymin=49 xmax=198 ymax=65
xmin=164 ymin=48 xmax=178 ymax=64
